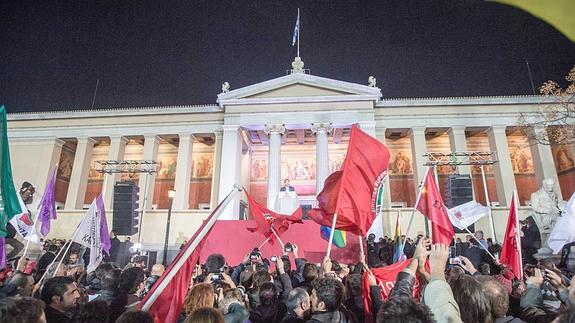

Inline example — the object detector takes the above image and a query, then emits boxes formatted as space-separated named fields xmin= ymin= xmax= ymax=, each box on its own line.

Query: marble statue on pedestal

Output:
xmin=531 ymin=178 xmax=565 ymax=255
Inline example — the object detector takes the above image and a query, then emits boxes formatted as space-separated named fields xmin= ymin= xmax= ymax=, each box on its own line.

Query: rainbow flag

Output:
xmin=320 ymin=225 xmax=347 ymax=248
xmin=392 ymin=213 xmax=406 ymax=263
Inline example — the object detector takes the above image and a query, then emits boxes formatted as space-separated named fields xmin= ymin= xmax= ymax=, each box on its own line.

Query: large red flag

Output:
xmin=245 ymin=190 xmax=302 ymax=244
xmin=139 ymin=193 xmax=232 ymax=323
xmin=361 ymin=260 xmax=426 ymax=323
xmin=415 ymin=169 xmax=454 ymax=245
xmin=308 ymin=125 xmax=390 ymax=236
xmin=499 ymin=192 xmax=523 ymax=280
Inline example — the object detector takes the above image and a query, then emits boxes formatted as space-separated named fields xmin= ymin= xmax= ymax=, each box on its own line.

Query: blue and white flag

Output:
xmin=292 ymin=12 xmax=300 ymax=46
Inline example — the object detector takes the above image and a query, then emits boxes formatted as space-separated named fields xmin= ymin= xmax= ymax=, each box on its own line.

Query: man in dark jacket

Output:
xmin=41 ymin=276 xmax=80 ymax=323
xmin=306 ymin=278 xmax=356 ymax=323
xmin=281 ymin=288 xmax=311 ymax=323
xmin=521 ymin=216 xmax=541 ymax=265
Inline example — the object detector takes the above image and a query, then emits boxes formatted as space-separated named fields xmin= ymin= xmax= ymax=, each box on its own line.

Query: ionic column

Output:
xmin=376 ymin=127 xmax=393 ymax=235
xmin=39 ymin=138 xmax=65 ymax=191
xmin=139 ymin=135 xmax=160 ymax=210
xmin=103 ymin=136 xmax=128 ymax=210
xmin=210 ymin=131 xmax=223 ymax=210
xmin=265 ymin=124 xmax=285 ymax=210
xmin=487 ymin=126 xmax=516 ymax=206
xmin=65 ymin=137 xmax=97 ymax=210
xmin=173 ymin=133 xmax=195 ymax=210
xmin=528 ymin=126 xmax=563 ymax=200
xmin=312 ymin=123 xmax=332 ymax=194
xmin=448 ymin=126 xmax=472 ymax=174
xmin=218 ymin=125 xmax=242 ymax=219
xmin=410 ymin=127 xmax=427 ymax=195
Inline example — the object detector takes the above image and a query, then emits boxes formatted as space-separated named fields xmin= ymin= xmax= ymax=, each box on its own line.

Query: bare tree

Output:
xmin=519 ymin=65 xmax=575 ymax=145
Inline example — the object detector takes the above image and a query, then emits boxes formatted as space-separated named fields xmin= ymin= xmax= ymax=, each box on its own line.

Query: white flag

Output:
xmin=73 ymin=199 xmax=103 ymax=272
xmin=8 ymin=190 xmax=41 ymax=244
xmin=448 ymin=201 xmax=489 ymax=230
xmin=549 ymin=193 xmax=575 ymax=254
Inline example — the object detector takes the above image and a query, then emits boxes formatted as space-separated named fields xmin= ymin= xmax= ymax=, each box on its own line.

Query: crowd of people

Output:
xmin=0 ymin=226 xmax=574 ymax=323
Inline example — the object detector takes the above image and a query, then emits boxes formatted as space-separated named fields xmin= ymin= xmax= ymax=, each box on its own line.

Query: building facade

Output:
xmin=6 ymin=63 xmax=574 ymax=252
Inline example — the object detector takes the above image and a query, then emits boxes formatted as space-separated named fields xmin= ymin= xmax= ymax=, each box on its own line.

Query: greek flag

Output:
xmin=292 ymin=12 xmax=300 ymax=46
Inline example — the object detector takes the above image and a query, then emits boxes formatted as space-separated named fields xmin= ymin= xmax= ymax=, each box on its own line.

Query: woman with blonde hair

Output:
xmin=184 ymin=307 xmax=225 ymax=323
xmin=182 ymin=283 xmax=215 ymax=316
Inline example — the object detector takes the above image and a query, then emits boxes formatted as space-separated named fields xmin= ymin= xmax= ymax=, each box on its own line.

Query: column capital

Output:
xmin=109 ymin=135 xmax=129 ymax=145
xmin=177 ymin=133 xmax=196 ymax=141
xmin=447 ymin=126 xmax=466 ymax=134
xmin=410 ymin=127 xmax=426 ymax=135
xmin=264 ymin=124 xmax=285 ymax=135
xmin=143 ymin=134 xmax=162 ymax=142
xmin=213 ymin=131 xmax=223 ymax=139
xmin=311 ymin=123 xmax=333 ymax=135
xmin=222 ymin=125 xmax=240 ymax=133
xmin=76 ymin=137 xmax=97 ymax=146
xmin=488 ymin=125 xmax=508 ymax=134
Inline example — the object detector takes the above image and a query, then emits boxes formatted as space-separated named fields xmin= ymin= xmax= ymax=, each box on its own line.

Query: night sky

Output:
xmin=1 ymin=0 xmax=574 ymax=113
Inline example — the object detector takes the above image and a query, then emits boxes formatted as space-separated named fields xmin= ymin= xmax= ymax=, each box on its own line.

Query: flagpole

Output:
xmin=38 ymin=216 xmax=84 ymax=283
xmin=513 ymin=190 xmax=524 ymax=279
xmin=358 ymin=235 xmax=364 ymax=256
xmin=480 ymin=165 xmax=497 ymax=242
xmin=52 ymin=220 xmax=84 ymax=277
xmin=326 ymin=213 xmax=338 ymax=259
xmin=141 ymin=187 xmax=241 ymax=311
xmin=403 ymin=167 xmax=431 ymax=255
xmin=270 ymin=226 xmax=285 ymax=249
xmin=258 ymin=235 xmax=272 ymax=249
xmin=21 ymin=210 xmax=40 ymax=259
xmin=297 ymin=8 xmax=300 ymax=58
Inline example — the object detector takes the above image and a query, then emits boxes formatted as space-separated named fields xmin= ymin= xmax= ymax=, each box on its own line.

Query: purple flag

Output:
xmin=38 ymin=166 xmax=58 ymax=236
xmin=0 ymin=237 xmax=6 ymax=269
xmin=96 ymin=194 xmax=111 ymax=255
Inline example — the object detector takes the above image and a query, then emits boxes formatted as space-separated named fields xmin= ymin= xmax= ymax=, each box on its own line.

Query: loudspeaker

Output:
xmin=445 ymin=174 xmax=474 ymax=233
xmin=113 ymin=181 xmax=139 ymax=235
xmin=444 ymin=174 xmax=473 ymax=208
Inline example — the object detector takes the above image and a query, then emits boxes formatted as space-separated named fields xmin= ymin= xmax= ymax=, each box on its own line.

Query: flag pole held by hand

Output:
xmin=326 ymin=213 xmax=338 ymax=258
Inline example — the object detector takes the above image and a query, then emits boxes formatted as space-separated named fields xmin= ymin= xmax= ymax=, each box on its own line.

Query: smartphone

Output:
xmin=270 ymin=256 xmax=278 ymax=262
xmin=449 ymin=257 xmax=461 ymax=265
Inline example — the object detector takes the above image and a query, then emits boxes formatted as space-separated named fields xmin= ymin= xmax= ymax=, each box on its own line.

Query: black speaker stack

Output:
xmin=113 ymin=181 xmax=140 ymax=235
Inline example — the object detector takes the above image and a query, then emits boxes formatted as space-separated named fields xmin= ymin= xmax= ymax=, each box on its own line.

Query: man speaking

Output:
xmin=277 ymin=179 xmax=299 ymax=214
xmin=280 ymin=179 xmax=295 ymax=192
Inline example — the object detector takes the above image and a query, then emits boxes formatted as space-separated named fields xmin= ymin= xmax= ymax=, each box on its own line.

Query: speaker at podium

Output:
xmin=276 ymin=179 xmax=299 ymax=214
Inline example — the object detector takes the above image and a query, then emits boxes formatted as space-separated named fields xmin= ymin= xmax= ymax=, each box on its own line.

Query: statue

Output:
xmin=531 ymin=177 xmax=565 ymax=254
xmin=221 ymin=82 xmax=230 ymax=93
xmin=291 ymin=57 xmax=305 ymax=73
xmin=368 ymin=76 xmax=377 ymax=87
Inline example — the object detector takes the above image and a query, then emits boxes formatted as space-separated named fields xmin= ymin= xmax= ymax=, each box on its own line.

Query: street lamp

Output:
xmin=163 ymin=188 xmax=176 ymax=266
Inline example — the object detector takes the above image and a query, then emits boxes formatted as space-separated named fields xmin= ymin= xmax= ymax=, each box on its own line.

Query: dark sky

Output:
xmin=1 ymin=0 xmax=574 ymax=113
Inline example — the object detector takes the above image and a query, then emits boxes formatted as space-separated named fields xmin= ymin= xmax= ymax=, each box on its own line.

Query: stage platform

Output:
xmin=200 ymin=220 xmax=364 ymax=265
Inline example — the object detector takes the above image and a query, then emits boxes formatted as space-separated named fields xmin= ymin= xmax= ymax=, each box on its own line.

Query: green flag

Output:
xmin=0 ymin=106 xmax=20 ymax=237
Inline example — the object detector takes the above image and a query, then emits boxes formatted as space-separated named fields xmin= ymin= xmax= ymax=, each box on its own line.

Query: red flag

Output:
xmin=361 ymin=260 xmax=426 ymax=322
xmin=139 ymin=199 xmax=224 ymax=322
xmin=245 ymin=190 xmax=302 ymax=244
xmin=415 ymin=169 xmax=454 ymax=245
xmin=500 ymin=192 xmax=523 ymax=280
xmin=308 ymin=125 xmax=390 ymax=236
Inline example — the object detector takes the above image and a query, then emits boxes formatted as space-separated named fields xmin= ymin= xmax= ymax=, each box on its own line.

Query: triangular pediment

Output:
xmin=217 ymin=73 xmax=381 ymax=105
xmin=246 ymin=83 xmax=353 ymax=98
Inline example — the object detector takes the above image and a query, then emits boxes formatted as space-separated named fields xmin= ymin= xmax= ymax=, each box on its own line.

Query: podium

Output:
xmin=275 ymin=191 xmax=299 ymax=214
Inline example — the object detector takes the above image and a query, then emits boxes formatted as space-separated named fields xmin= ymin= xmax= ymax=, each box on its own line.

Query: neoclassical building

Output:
xmin=6 ymin=60 xmax=574 ymax=252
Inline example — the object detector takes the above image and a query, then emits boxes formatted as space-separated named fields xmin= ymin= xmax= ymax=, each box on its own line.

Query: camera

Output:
xmin=270 ymin=256 xmax=278 ymax=262
xmin=210 ymin=274 xmax=222 ymax=282
xmin=250 ymin=249 xmax=261 ymax=261
xmin=284 ymin=243 xmax=293 ymax=253
xmin=449 ymin=257 xmax=462 ymax=265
